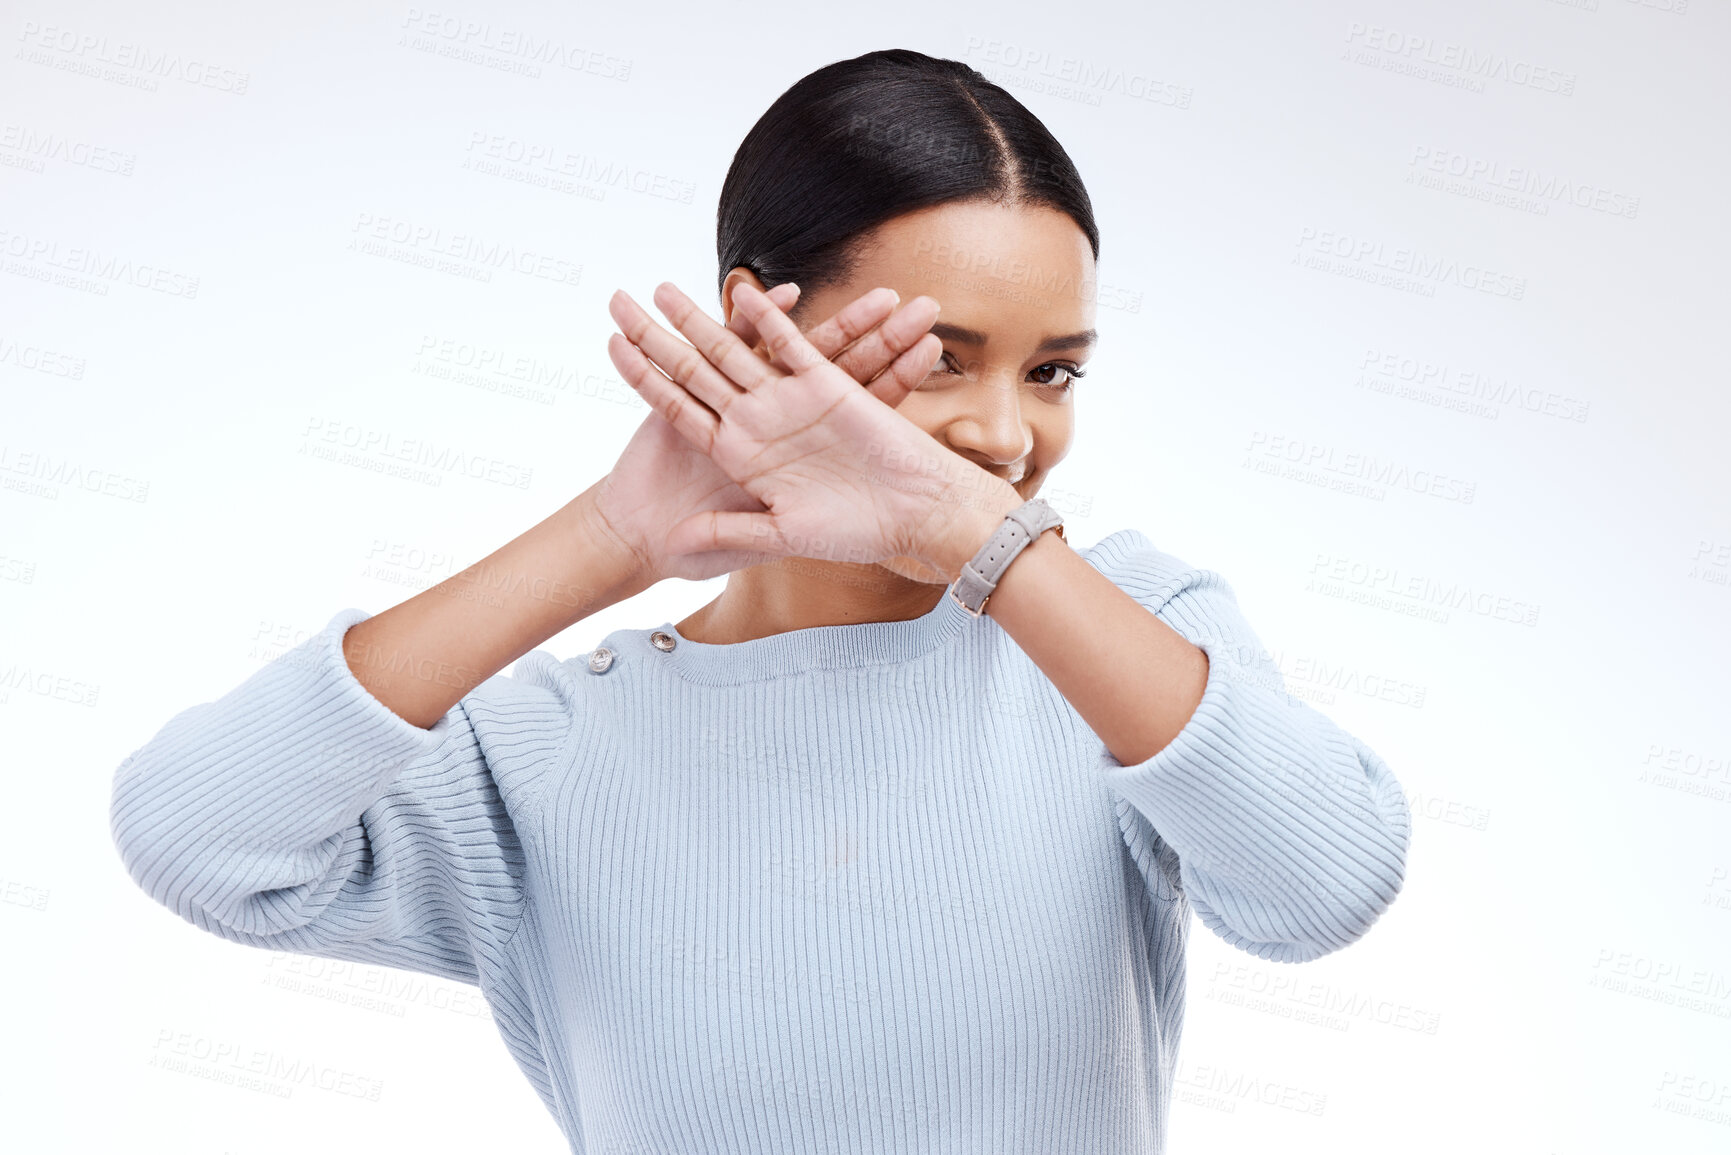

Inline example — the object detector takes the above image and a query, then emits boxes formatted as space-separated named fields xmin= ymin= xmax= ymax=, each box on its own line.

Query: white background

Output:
xmin=3 ymin=1 xmax=1728 ymax=1151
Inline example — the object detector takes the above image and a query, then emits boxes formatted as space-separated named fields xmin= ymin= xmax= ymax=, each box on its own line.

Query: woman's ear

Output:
xmin=720 ymin=266 xmax=768 ymax=326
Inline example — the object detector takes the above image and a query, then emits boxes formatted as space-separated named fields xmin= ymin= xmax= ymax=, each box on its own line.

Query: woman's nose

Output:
xmin=945 ymin=375 xmax=1033 ymax=469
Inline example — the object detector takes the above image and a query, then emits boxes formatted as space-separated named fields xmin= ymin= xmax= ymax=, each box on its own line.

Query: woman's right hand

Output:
xmin=588 ymin=281 xmax=944 ymax=584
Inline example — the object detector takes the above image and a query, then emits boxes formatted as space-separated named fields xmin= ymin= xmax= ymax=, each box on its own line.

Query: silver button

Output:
xmin=649 ymin=631 xmax=677 ymax=652
xmin=587 ymin=647 xmax=615 ymax=673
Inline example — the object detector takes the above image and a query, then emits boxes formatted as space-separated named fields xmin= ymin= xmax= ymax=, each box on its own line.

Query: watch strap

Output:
xmin=949 ymin=497 xmax=1065 ymax=617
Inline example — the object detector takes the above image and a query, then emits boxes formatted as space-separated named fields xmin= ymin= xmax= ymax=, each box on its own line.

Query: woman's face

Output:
xmin=724 ymin=199 xmax=1097 ymax=583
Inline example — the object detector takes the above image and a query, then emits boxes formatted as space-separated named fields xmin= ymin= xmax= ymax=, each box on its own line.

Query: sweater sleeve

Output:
xmin=1081 ymin=529 xmax=1411 ymax=964
xmin=108 ymin=607 xmax=578 ymax=988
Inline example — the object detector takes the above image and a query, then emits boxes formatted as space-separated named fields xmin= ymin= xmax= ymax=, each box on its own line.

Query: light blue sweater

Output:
xmin=109 ymin=528 xmax=1410 ymax=1153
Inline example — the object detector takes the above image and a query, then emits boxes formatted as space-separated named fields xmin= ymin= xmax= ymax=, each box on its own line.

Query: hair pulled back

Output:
xmin=716 ymin=48 xmax=1099 ymax=311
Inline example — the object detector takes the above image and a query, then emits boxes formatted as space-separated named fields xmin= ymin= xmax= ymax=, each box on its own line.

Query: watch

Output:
xmin=948 ymin=497 xmax=1066 ymax=617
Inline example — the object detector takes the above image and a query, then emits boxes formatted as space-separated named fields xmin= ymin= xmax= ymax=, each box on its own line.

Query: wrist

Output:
xmin=921 ymin=479 xmax=1027 ymax=582
xmin=566 ymin=481 xmax=657 ymax=604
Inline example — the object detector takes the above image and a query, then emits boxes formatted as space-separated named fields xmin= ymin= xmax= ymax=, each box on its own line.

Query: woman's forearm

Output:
xmin=341 ymin=479 xmax=653 ymax=729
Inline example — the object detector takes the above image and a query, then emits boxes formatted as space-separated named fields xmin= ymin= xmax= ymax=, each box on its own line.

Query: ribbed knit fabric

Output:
xmin=109 ymin=528 xmax=1410 ymax=1154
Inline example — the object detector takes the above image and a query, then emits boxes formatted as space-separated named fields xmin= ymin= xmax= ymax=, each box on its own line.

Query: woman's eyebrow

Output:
xmin=930 ymin=321 xmax=1098 ymax=354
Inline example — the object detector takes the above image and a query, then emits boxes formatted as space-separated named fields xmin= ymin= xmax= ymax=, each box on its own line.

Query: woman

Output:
xmin=110 ymin=48 xmax=1410 ymax=1153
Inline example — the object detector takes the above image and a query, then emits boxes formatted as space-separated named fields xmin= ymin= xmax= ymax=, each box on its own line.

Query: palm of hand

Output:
xmin=596 ymin=407 xmax=774 ymax=583
xmin=687 ymin=358 xmax=960 ymax=567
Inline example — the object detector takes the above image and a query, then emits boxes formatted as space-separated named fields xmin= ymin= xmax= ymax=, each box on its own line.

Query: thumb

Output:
xmin=669 ymin=509 xmax=788 ymax=558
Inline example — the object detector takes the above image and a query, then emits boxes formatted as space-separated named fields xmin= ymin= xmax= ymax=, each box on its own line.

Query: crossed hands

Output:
xmin=589 ymin=279 xmax=1022 ymax=587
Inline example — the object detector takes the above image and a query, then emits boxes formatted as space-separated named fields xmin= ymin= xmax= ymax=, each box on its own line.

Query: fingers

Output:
xmin=726 ymin=282 xmax=801 ymax=368
xmin=651 ymin=282 xmax=781 ymax=395
xmin=729 ymin=281 xmax=833 ymax=376
xmin=606 ymin=331 xmax=718 ymax=453
xmin=801 ymin=287 xmax=900 ymax=362
xmin=724 ymin=282 xmax=940 ymax=393
xmin=830 ymin=293 xmax=942 ymax=388
xmin=863 ymin=333 xmax=943 ymax=411
xmin=609 ymin=288 xmax=752 ymax=420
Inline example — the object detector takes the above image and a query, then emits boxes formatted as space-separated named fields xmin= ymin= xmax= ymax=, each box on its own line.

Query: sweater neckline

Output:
xmin=617 ymin=585 xmax=979 ymax=685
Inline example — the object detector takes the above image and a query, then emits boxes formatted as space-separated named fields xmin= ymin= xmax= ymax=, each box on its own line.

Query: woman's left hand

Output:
xmin=606 ymin=279 xmax=1020 ymax=578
